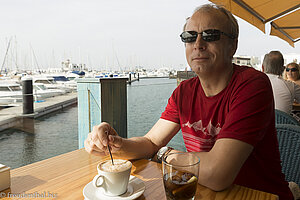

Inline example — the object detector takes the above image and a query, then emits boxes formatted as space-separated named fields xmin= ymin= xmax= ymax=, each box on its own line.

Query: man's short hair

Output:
xmin=183 ymin=4 xmax=239 ymax=41
xmin=263 ymin=51 xmax=285 ymax=75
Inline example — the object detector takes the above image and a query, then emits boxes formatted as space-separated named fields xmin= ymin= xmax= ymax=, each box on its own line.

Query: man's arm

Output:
xmin=86 ymin=119 xmax=253 ymax=191
xmin=193 ymin=138 xmax=253 ymax=191
xmin=85 ymin=119 xmax=181 ymax=160
xmin=124 ymin=121 xmax=253 ymax=191
xmin=116 ymin=119 xmax=181 ymax=159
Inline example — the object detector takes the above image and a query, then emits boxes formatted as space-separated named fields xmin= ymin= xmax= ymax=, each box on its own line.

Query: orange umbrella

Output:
xmin=209 ymin=0 xmax=300 ymax=47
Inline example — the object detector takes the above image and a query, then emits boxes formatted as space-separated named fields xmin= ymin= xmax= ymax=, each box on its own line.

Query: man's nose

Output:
xmin=193 ymin=34 xmax=206 ymax=50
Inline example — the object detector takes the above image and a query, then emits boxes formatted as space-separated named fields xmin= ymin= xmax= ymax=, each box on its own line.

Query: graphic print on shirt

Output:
xmin=182 ymin=119 xmax=221 ymax=151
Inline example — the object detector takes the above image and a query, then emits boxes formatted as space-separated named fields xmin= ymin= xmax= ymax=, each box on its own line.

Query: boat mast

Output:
xmin=0 ymin=37 xmax=13 ymax=75
xmin=111 ymin=40 xmax=121 ymax=72
xmin=30 ymin=44 xmax=41 ymax=74
xmin=14 ymin=36 xmax=19 ymax=72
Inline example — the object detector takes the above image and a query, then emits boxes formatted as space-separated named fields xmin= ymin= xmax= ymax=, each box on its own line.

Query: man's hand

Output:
xmin=84 ymin=122 xmax=123 ymax=156
xmin=85 ymin=119 xmax=180 ymax=160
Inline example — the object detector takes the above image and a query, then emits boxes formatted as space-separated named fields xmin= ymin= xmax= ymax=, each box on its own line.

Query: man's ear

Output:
xmin=262 ymin=65 xmax=265 ymax=72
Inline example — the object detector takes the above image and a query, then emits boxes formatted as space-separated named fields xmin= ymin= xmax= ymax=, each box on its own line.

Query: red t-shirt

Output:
xmin=161 ymin=65 xmax=293 ymax=199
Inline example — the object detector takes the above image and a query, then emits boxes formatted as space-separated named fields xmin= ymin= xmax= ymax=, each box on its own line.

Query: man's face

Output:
xmin=185 ymin=10 xmax=237 ymax=76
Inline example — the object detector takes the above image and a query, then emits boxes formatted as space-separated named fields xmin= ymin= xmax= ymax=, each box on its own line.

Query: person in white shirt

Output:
xmin=262 ymin=51 xmax=300 ymax=114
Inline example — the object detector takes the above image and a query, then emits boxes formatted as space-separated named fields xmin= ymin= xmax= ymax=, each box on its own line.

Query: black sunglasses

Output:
xmin=180 ymin=29 xmax=236 ymax=43
xmin=286 ymin=68 xmax=298 ymax=72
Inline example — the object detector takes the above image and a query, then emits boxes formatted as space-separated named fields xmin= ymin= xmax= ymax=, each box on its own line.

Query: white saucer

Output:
xmin=83 ymin=175 xmax=145 ymax=200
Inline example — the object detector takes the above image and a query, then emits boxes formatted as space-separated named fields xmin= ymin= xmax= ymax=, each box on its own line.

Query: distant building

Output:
xmin=232 ymin=55 xmax=260 ymax=70
xmin=232 ymin=56 xmax=251 ymax=66
xmin=61 ymin=59 xmax=87 ymax=72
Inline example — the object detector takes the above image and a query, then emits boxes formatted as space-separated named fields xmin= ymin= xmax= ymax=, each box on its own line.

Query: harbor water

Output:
xmin=0 ymin=78 xmax=186 ymax=169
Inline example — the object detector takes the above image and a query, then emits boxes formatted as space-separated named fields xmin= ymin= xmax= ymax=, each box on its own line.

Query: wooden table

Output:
xmin=0 ymin=148 xmax=279 ymax=200
xmin=293 ymin=103 xmax=300 ymax=111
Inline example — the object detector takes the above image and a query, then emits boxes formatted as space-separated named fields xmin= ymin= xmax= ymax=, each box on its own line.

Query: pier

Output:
xmin=0 ymin=92 xmax=77 ymax=132
xmin=176 ymin=71 xmax=197 ymax=85
xmin=127 ymin=73 xmax=139 ymax=84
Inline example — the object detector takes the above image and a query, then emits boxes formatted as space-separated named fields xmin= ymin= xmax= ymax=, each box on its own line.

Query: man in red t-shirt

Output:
xmin=84 ymin=4 xmax=293 ymax=199
xmin=160 ymin=64 xmax=292 ymax=199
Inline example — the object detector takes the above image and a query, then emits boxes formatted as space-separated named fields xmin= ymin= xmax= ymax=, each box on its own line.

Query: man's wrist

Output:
xmin=153 ymin=146 xmax=174 ymax=163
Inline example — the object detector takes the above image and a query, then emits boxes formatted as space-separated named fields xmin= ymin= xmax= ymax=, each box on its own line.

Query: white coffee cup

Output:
xmin=93 ymin=159 xmax=132 ymax=196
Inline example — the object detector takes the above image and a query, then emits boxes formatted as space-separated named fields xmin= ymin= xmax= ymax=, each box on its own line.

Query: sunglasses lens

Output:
xmin=180 ymin=31 xmax=198 ymax=43
xmin=202 ymin=30 xmax=221 ymax=42
xmin=286 ymin=68 xmax=298 ymax=72
xmin=180 ymin=29 xmax=223 ymax=43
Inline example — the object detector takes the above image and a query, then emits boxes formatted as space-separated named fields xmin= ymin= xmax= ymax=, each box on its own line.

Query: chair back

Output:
xmin=275 ymin=109 xmax=300 ymax=126
xmin=276 ymin=124 xmax=300 ymax=185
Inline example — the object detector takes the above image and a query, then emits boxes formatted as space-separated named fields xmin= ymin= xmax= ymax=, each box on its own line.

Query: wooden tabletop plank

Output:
xmin=293 ymin=103 xmax=300 ymax=111
xmin=0 ymin=148 xmax=278 ymax=200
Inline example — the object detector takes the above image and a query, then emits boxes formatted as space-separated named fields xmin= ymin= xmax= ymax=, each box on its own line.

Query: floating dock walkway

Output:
xmin=0 ymin=92 xmax=77 ymax=132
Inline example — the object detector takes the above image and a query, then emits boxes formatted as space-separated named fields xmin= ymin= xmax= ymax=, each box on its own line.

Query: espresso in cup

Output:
xmin=93 ymin=159 xmax=132 ymax=196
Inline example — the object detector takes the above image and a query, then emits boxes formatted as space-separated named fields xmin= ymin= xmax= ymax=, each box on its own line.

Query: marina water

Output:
xmin=0 ymin=78 xmax=186 ymax=169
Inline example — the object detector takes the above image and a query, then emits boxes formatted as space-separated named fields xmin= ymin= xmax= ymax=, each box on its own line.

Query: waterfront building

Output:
xmin=232 ymin=55 xmax=260 ymax=70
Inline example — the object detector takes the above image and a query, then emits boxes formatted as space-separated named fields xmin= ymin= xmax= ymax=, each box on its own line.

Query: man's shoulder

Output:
xmin=285 ymin=79 xmax=300 ymax=93
xmin=234 ymin=64 xmax=269 ymax=83
xmin=268 ymin=74 xmax=299 ymax=87
xmin=234 ymin=64 xmax=264 ymax=76
xmin=285 ymin=78 xmax=300 ymax=88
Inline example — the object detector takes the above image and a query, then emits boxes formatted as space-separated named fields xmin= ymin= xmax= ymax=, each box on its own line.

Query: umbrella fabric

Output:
xmin=270 ymin=10 xmax=300 ymax=47
xmin=209 ymin=0 xmax=300 ymax=47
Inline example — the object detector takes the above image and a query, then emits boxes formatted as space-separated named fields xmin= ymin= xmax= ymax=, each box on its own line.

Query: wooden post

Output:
xmin=100 ymin=78 xmax=127 ymax=138
xmin=77 ymin=78 xmax=101 ymax=149
xmin=21 ymin=77 xmax=34 ymax=114
xmin=77 ymin=78 xmax=128 ymax=148
xmin=128 ymin=73 xmax=132 ymax=85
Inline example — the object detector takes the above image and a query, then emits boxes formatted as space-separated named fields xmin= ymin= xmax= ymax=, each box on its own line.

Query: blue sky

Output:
xmin=0 ymin=0 xmax=299 ymax=71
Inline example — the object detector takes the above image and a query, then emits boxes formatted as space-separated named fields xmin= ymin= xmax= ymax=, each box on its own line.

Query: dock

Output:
xmin=127 ymin=77 xmax=139 ymax=84
xmin=127 ymin=73 xmax=139 ymax=84
xmin=0 ymin=92 xmax=77 ymax=132
xmin=176 ymin=71 xmax=197 ymax=85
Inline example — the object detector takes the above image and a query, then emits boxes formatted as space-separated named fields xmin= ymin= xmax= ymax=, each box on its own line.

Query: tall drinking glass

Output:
xmin=162 ymin=152 xmax=200 ymax=200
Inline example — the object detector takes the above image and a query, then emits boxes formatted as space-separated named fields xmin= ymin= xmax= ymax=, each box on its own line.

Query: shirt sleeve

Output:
xmin=217 ymin=72 xmax=275 ymax=147
xmin=160 ymin=86 xmax=180 ymax=124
